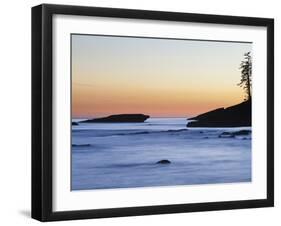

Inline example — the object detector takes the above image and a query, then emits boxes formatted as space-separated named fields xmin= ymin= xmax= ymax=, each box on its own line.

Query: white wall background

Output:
xmin=0 ymin=0 xmax=279 ymax=225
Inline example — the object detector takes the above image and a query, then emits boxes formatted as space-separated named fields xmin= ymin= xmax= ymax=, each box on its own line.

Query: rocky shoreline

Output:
xmin=187 ymin=100 xmax=251 ymax=127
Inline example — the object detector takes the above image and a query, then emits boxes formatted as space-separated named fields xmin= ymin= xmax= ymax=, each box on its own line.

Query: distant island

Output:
xmin=81 ymin=114 xmax=150 ymax=123
xmin=187 ymin=100 xmax=251 ymax=127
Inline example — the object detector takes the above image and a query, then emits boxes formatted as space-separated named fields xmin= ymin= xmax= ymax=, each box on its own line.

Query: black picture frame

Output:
xmin=32 ymin=3 xmax=274 ymax=222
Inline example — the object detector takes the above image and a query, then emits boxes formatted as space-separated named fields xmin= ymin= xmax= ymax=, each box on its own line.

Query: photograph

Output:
xmin=71 ymin=34 xmax=252 ymax=191
xmin=30 ymin=3 xmax=274 ymax=222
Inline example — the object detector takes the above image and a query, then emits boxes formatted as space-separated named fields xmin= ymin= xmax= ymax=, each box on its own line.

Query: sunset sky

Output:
xmin=72 ymin=34 xmax=252 ymax=118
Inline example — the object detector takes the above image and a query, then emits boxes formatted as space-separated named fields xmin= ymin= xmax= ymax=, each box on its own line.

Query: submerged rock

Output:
xmin=218 ymin=130 xmax=251 ymax=138
xmin=166 ymin=129 xmax=188 ymax=133
xmin=218 ymin=132 xmax=235 ymax=138
xmin=72 ymin=122 xmax=79 ymax=126
xmin=232 ymin=130 xmax=251 ymax=135
xmin=156 ymin=159 xmax=171 ymax=164
xmin=72 ymin=144 xmax=91 ymax=147
xmin=81 ymin=114 xmax=150 ymax=123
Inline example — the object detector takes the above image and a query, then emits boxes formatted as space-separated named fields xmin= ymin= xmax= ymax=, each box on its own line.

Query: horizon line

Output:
xmin=72 ymin=116 xmax=191 ymax=119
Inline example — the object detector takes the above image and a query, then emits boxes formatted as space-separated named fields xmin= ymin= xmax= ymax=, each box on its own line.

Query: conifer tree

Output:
xmin=238 ymin=52 xmax=252 ymax=100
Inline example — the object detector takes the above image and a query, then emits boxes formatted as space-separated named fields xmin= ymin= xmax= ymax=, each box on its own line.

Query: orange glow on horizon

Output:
xmin=72 ymin=79 xmax=244 ymax=118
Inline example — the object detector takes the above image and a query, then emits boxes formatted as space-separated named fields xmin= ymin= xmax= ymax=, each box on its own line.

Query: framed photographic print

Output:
xmin=32 ymin=4 xmax=274 ymax=221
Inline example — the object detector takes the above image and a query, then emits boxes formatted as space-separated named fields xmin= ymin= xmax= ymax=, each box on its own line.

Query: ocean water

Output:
xmin=71 ymin=118 xmax=251 ymax=190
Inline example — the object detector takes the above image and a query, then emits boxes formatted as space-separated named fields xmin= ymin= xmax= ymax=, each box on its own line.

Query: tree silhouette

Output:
xmin=238 ymin=52 xmax=252 ymax=101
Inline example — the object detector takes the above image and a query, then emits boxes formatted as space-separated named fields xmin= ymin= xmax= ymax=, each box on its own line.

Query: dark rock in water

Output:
xmin=218 ymin=130 xmax=251 ymax=138
xmin=232 ymin=130 xmax=251 ymax=135
xmin=72 ymin=144 xmax=91 ymax=147
xmin=72 ymin=122 xmax=79 ymax=126
xmin=218 ymin=132 xmax=235 ymax=138
xmin=81 ymin=114 xmax=150 ymax=123
xmin=221 ymin=132 xmax=232 ymax=135
xmin=156 ymin=159 xmax=171 ymax=164
xmin=187 ymin=100 xmax=251 ymax=127
xmin=166 ymin=129 xmax=188 ymax=133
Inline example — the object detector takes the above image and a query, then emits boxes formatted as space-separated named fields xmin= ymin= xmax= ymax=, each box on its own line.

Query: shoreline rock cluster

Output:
xmin=218 ymin=130 xmax=251 ymax=138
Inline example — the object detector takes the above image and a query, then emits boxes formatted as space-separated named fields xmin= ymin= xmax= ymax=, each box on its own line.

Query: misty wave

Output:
xmin=72 ymin=118 xmax=252 ymax=190
xmin=73 ymin=128 xmax=190 ymax=137
xmin=115 ymin=128 xmax=189 ymax=136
